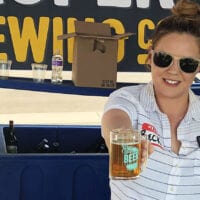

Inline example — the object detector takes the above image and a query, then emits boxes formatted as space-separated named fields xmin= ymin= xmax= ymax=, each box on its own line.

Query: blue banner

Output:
xmin=0 ymin=0 xmax=192 ymax=72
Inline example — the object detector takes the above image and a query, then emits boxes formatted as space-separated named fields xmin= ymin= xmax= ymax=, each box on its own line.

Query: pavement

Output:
xmin=0 ymin=70 xmax=152 ymax=125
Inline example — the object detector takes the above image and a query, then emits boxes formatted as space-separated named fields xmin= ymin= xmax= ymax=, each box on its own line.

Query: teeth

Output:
xmin=165 ymin=79 xmax=178 ymax=84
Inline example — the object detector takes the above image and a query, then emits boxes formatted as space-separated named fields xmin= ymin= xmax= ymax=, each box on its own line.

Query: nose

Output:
xmin=167 ymin=59 xmax=180 ymax=74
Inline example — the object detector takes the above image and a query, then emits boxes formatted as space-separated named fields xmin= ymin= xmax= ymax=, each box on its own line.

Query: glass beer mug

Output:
xmin=109 ymin=128 xmax=148 ymax=180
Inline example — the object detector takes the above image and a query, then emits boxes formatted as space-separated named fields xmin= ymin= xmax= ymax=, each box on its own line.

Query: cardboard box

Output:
xmin=58 ymin=21 xmax=133 ymax=88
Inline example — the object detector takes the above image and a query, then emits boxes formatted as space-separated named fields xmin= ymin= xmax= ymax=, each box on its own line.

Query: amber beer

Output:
xmin=109 ymin=129 xmax=142 ymax=179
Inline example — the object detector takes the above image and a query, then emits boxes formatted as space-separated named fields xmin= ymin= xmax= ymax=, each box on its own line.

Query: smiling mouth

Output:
xmin=164 ymin=79 xmax=180 ymax=85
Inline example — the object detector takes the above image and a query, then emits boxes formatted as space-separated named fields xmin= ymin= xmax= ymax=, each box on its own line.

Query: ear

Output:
xmin=146 ymin=46 xmax=153 ymax=65
xmin=147 ymin=45 xmax=153 ymax=52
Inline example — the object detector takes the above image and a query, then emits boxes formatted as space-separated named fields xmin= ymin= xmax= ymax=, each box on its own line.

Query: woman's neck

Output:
xmin=155 ymin=93 xmax=189 ymax=120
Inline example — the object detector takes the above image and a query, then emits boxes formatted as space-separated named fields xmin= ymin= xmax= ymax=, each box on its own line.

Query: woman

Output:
xmin=101 ymin=0 xmax=200 ymax=199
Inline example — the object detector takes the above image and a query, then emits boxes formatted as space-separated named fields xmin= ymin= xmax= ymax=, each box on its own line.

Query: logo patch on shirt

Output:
xmin=141 ymin=123 xmax=163 ymax=149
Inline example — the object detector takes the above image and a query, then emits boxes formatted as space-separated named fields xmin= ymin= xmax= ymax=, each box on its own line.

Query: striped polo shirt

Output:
xmin=103 ymin=82 xmax=200 ymax=200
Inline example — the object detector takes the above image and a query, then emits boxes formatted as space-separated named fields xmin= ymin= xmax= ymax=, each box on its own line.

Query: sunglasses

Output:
xmin=151 ymin=50 xmax=200 ymax=73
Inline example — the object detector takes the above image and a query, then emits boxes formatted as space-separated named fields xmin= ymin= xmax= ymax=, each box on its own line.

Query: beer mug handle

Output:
xmin=141 ymin=135 xmax=148 ymax=171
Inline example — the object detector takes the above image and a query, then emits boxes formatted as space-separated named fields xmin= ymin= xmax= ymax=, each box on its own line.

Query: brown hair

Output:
xmin=152 ymin=0 xmax=200 ymax=48
xmin=145 ymin=0 xmax=200 ymax=71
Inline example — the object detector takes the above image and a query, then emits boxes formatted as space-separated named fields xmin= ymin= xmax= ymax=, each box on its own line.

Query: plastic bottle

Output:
xmin=6 ymin=120 xmax=18 ymax=153
xmin=51 ymin=50 xmax=63 ymax=84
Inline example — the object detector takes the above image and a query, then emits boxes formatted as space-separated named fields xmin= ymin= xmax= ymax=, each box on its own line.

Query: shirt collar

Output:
xmin=187 ymin=89 xmax=200 ymax=121
xmin=140 ymin=81 xmax=159 ymax=113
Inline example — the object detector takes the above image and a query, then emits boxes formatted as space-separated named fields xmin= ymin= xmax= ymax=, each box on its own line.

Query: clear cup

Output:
xmin=109 ymin=128 xmax=148 ymax=180
xmin=0 ymin=60 xmax=12 ymax=79
xmin=31 ymin=63 xmax=47 ymax=83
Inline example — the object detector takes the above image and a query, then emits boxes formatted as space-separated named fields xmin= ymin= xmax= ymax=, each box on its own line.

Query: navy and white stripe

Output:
xmin=103 ymin=82 xmax=200 ymax=200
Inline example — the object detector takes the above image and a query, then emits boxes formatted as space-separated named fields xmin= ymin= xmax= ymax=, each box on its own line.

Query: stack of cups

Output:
xmin=0 ymin=59 xmax=12 ymax=79
xmin=31 ymin=63 xmax=47 ymax=83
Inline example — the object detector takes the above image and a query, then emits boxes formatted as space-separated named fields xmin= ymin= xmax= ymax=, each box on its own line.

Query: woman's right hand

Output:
xmin=141 ymin=140 xmax=154 ymax=166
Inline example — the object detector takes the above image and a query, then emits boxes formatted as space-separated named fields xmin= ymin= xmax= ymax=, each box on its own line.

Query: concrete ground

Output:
xmin=0 ymin=70 xmax=152 ymax=125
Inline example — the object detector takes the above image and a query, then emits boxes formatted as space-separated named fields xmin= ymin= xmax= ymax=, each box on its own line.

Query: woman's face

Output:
xmin=148 ymin=32 xmax=200 ymax=100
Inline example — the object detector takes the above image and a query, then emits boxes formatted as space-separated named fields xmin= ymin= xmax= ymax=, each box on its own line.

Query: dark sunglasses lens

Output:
xmin=153 ymin=52 xmax=172 ymax=68
xmin=180 ymin=58 xmax=199 ymax=73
